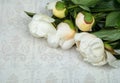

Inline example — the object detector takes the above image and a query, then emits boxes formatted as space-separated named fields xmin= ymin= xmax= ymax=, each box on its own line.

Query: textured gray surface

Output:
xmin=0 ymin=0 xmax=120 ymax=83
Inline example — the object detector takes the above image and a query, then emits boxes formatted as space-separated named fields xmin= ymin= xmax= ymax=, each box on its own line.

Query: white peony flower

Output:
xmin=47 ymin=1 xmax=66 ymax=18
xmin=74 ymin=32 xmax=107 ymax=66
xmin=76 ymin=12 xmax=95 ymax=31
xmin=47 ymin=20 xmax=76 ymax=49
xmin=29 ymin=14 xmax=56 ymax=38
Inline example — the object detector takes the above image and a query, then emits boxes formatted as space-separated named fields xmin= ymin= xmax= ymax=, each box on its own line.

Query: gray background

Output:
xmin=0 ymin=0 xmax=120 ymax=83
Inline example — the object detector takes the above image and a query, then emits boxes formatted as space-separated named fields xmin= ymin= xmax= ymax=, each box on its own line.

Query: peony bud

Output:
xmin=56 ymin=20 xmax=75 ymax=40
xmin=47 ymin=20 xmax=76 ymax=49
xmin=56 ymin=20 xmax=76 ymax=49
xmin=47 ymin=1 xmax=66 ymax=18
xmin=75 ymin=12 xmax=95 ymax=31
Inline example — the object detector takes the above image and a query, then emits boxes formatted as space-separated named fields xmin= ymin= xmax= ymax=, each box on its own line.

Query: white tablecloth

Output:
xmin=0 ymin=0 xmax=120 ymax=83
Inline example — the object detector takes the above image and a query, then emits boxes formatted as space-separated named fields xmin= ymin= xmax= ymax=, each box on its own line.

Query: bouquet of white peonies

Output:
xmin=25 ymin=0 xmax=120 ymax=67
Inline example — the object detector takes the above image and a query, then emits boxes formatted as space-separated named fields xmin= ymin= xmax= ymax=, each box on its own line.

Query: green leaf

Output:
xmin=24 ymin=11 xmax=35 ymax=17
xmin=71 ymin=0 xmax=100 ymax=7
xmin=117 ymin=0 xmax=120 ymax=3
xmin=110 ymin=40 xmax=120 ymax=49
xmin=93 ymin=29 xmax=120 ymax=42
xmin=68 ymin=6 xmax=82 ymax=19
xmin=79 ymin=5 xmax=90 ymax=11
xmin=106 ymin=11 xmax=120 ymax=28
xmin=91 ymin=0 xmax=120 ymax=12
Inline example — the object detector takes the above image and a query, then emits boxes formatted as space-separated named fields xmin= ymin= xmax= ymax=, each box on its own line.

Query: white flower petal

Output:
xmin=106 ymin=51 xmax=120 ymax=68
xmin=54 ymin=22 xmax=75 ymax=49
xmin=59 ymin=38 xmax=75 ymax=50
xmin=91 ymin=56 xmax=107 ymax=66
xmin=47 ymin=22 xmax=75 ymax=49
xmin=32 ymin=14 xmax=55 ymax=22
xmin=29 ymin=14 xmax=56 ymax=38
xmin=56 ymin=23 xmax=70 ymax=38
xmin=74 ymin=32 xmax=107 ymax=66
xmin=47 ymin=33 xmax=59 ymax=48
xmin=47 ymin=1 xmax=57 ymax=10
xmin=74 ymin=32 xmax=96 ymax=41
xmin=29 ymin=20 xmax=56 ymax=38
xmin=56 ymin=22 xmax=75 ymax=40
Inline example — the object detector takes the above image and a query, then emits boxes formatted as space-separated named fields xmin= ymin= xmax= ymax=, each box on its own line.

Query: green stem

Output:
xmin=67 ymin=5 xmax=79 ymax=9
xmin=91 ymin=9 xmax=120 ymax=13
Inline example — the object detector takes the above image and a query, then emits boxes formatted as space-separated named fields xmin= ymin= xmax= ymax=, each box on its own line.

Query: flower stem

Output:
xmin=91 ymin=9 xmax=120 ymax=13
xmin=67 ymin=5 xmax=79 ymax=9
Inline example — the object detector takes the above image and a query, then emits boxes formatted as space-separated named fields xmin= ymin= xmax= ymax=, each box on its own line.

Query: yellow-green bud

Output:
xmin=75 ymin=12 xmax=95 ymax=31
xmin=53 ymin=1 xmax=66 ymax=18
xmin=64 ymin=20 xmax=75 ymax=30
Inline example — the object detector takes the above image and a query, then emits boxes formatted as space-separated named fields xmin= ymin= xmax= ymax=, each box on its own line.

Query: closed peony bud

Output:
xmin=56 ymin=20 xmax=75 ymax=40
xmin=75 ymin=12 xmax=95 ymax=31
xmin=56 ymin=20 xmax=76 ymax=49
xmin=47 ymin=20 xmax=76 ymax=49
xmin=47 ymin=1 xmax=66 ymax=18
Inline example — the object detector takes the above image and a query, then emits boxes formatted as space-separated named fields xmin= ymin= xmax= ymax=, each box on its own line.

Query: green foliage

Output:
xmin=79 ymin=5 xmax=90 ymax=11
xmin=106 ymin=11 xmax=120 ymax=28
xmin=91 ymin=0 xmax=120 ymax=12
xmin=93 ymin=29 xmax=120 ymax=42
xmin=24 ymin=11 xmax=35 ymax=17
xmin=71 ymin=0 xmax=100 ymax=7
xmin=93 ymin=29 xmax=120 ymax=50
xmin=110 ymin=40 xmax=120 ymax=49
xmin=118 ymin=0 xmax=120 ymax=3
